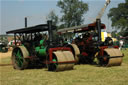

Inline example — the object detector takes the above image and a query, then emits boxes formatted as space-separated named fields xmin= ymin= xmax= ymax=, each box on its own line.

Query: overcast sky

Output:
xmin=0 ymin=0 xmax=125 ymax=34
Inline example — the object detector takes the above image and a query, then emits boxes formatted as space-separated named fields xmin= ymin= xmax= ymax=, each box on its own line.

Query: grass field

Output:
xmin=0 ymin=49 xmax=128 ymax=85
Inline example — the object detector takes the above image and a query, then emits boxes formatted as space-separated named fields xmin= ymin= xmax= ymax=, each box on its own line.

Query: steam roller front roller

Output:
xmin=12 ymin=46 xmax=29 ymax=70
xmin=48 ymin=51 xmax=75 ymax=71
xmin=67 ymin=44 xmax=80 ymax=62
xmin=62 ymin=51 xmax=75 ymax=70
xmin=98 ymin=48 xmax=123 ymax=67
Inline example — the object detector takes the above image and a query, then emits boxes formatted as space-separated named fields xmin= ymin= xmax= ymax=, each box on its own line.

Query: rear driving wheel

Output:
xmin=15 ymin=49 xmax=24 ymax=68
xmin=12 ymin=46 xmax=29 ymax=70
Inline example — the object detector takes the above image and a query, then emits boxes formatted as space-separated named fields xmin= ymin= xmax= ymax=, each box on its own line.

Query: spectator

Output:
xmin=119 ymin=40 xmax=124 ymax=50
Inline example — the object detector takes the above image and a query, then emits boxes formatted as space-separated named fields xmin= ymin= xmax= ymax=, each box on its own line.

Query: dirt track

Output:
xmin=0 ymin=51 xmax=12 ymax=59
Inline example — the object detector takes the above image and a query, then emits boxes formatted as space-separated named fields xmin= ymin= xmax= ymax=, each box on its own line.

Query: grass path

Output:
xmin=0 ymin=49 xmax=128 ymax=85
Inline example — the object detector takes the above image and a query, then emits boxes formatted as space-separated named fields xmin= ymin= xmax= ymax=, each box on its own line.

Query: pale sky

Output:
xmin=0 ymin=0 xmax=125 ymax=34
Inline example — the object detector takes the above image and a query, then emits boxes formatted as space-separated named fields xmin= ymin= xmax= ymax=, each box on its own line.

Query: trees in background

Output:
xmin=47 ymin=0 xmax=88 ymax=29
xmin=57 ymin=0 xmax=88 ymax=28
xmin=108 ymin=0 xmax=128 ymax=39
xmin=46 ymin=10 xmax=59 ymax=26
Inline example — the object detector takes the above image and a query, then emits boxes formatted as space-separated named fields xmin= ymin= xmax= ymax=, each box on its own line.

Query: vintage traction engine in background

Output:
xmin=58 ymin=19 xmax=123 ymax=66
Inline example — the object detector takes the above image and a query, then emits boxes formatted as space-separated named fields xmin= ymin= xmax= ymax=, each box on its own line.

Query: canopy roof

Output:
xmin=6 ymin=24 xmax=56 ymax=34
xmin=57 ymin=22 xmax=106 ymax=34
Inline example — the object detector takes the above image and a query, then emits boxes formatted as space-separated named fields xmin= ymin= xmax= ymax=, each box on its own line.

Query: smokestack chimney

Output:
xmin=47 ymin=20 xmax=53 ymax=46
xmin=96 ymin=19 xmax=101 ymax=42
xmin=25 ymin=17 xmax=27 ymax=28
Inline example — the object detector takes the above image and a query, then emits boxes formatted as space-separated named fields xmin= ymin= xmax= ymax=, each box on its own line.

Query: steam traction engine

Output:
xmin=6 ymin=21 xmax=76 ymax=71
xmin=58 ymin=19 xmax=123 ymax=66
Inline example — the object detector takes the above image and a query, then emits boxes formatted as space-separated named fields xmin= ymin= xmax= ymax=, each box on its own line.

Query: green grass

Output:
xmin=122 ymin=48 xmax=128 ymax=64
xmin=0 ymin=49 xmax=128 ymax=85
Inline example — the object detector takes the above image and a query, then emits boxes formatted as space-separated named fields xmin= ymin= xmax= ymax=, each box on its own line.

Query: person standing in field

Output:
xmin=119 ymin=40 xmax=124 ymax=50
